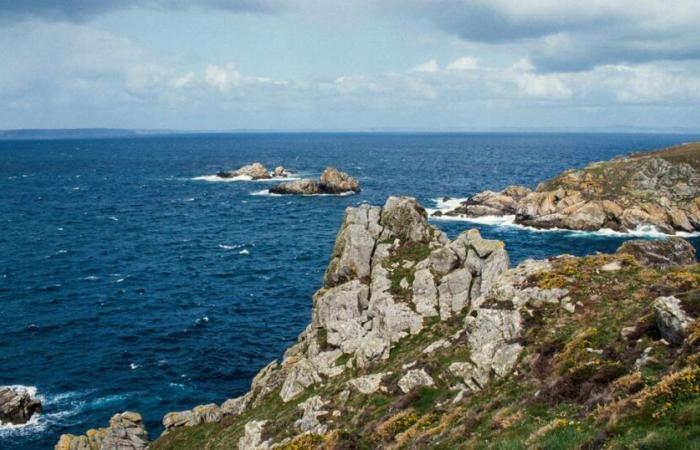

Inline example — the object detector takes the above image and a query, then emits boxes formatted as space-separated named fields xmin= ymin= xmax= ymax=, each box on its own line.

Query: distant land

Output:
xmin=1 ymin=127 xmax=700 ymax=140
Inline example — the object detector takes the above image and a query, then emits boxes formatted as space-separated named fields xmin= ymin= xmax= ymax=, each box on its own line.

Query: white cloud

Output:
xmin=408 ymin=59 xmax=439 ymax=73
xmin=515 ymin=72 xmax=572 ymax=100
xmin=447 ymin=56 xmax=479 ymax=71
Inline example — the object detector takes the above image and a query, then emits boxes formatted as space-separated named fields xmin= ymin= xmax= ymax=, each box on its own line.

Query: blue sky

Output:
xmin=2 ymin=0 xmax=700 ymax=131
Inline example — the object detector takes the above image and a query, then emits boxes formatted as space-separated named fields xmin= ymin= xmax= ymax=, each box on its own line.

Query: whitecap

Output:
xmin=82 ymin=275 xmax=99 ymax=281
xmin=250 ymin=189 xmax=356 ymax=197
xmin=239 ymin=249 xmax=250 ymax=255
xmin=218 ymin=244 xmax=241 ymax=250
xmin=130 ymin=363 xmax=139 ymax=370
xmin=108 ymin=216 xmax=119 ymax=221
xmin=192 ymin=174 xmax=301 ymax=183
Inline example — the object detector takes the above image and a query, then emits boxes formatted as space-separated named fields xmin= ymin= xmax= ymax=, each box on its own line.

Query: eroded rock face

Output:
xmin=269 ymin=167 xmax=360 ymax=195
xmin=55 ymin=412 xmax=149 ymax=450
xmin=438 ymin=142 xmax=700 ymax=234
xmin=57 ymin=197 xmax=523 ymax=448
xmin=616 ymin=237 xmax=697 ymax=269
xmin=217 ymin=163 xmax=271 ymax=180
xmin=0 ymin=386 xmax=42 ymax=425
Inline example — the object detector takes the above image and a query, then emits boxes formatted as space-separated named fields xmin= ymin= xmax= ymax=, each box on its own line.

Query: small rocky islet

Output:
xmin=216 ymin=163 xmax=290 ymax=180
xmin=435 ymin=141 xmax=700 ymax=234
xmin=55 ymin=193 xmax=700 ymax=449
xmin=0 ymin=386 xmax=42 ymax=426
xmin=268 ymin=167 xmax=360 ymax=195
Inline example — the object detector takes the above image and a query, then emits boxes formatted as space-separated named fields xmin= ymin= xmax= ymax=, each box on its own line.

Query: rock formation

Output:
xmin=0 ymin=386 xmax=42 ymax=425
xmin=437 ymin=141 xmax=700 ymax=234
xmin=55 ymin=412 xmax=149 ymax=450
xmin=216 ymin=163 xmax=288 ymax=180
xmin=269 ymin=167 xmax=360 ymax=195
xmin=57 ymin=197 xmax=700 ymax=449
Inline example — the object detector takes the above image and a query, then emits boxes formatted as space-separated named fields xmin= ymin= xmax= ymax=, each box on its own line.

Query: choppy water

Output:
xmin=1 ymin=132 xmax=699 ymax=449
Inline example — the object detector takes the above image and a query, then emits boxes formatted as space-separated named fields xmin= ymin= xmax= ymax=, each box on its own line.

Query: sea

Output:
xmin=1 ymin=132 xmax=699 ymax=449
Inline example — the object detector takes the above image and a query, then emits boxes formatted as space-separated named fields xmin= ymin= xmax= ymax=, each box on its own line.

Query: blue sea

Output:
xmin=2 ymin=132 xmax=699 ymax=449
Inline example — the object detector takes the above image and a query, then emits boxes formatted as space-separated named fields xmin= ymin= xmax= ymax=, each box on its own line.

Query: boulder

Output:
xmin=294 ymin=396 xmax=328 ymax=434
xmin=0 ymin=386 xmax=42 ymax=425
xmin=238 ymin=420 xmax=270 ymax=450
xmin=398 ymin=369 xmax=435 ymax=393
xmin=616 ymin=237 xmax=696 ymax=269
xmin=347 ymin=372 xmax=388 ymax=395
xmin=653 ymin=296 xmax=692 ymax=345
xmin=273 ymin=166 xmax=287 ymax=177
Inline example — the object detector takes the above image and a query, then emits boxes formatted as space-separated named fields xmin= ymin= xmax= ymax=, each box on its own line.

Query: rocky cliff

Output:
xmin=57 ymin=197 xmax=700 ymax=449
xmin=436 ymin=141 xmax=700 ymax=234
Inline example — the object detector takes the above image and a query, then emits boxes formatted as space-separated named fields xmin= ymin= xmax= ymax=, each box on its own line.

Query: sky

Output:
xmin=2 ymin=0 xmax=700 ymax=131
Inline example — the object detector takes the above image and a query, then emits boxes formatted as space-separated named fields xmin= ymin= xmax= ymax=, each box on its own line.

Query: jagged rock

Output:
xmin=161 ymin=403 xmax=221 ymax=432
xmin=324 ymin=205 xmax=382 ymax=286
xmin=430 ymin=247 xmax=459 ymax=275
xmin=217 ymin=163 xmax=271 ymax=180
xmin=347 ymin=372 xmax=388 ymax=394
xmin=273 ymin=166 xmax=287 ymax=177
xmin=653 ymin=296 xmax=692 ymax=345
xmin=616 ymin=237 xmax=696 ymax=269
xmin=56 ymin=412 xmax=149 ymax=450
xmin=280 ymin=358 xmax=322 ymax=402
xmin=412 ymin=268 xmax=439 ymax=317
xmin=438 ymin=268 xmax=472 ymax=320
xmin=0 ymin=386 xmax=42 ymax=425
xmin=398 ymin=369 xmax=435 ymax=393
xmin=451 ymin=308 xmax=523 ymax=391
xmin=269 ymin=167 xmax=360 ymax=195
xmin=294 ymin=396 xmax=329 ymax=434
xmin=238 ymin=420 xmax=270 ymax=450
xmin=380 ymin=196 xmax=436 ymax=243
xmin=221 ymin=392 xmax=252 ymax=417
xmin=319 ymin=167 xmax=360 ymax=194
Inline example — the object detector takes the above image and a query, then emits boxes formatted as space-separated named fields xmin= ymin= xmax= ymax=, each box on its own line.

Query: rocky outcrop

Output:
xmin=616 ymin=237 xmax=697 ymax=269
xmin=216 ymin=163 xmax=288 ymax=180
xmin=437 ymin=141 xmax=700 ymax=234
xmin=653 ymin=296 xmax=693 ymax=345
xmin=269 ymin=167 xmax=360 ymax=195
xmin=55 ymin=412 xmax=149 ymax=450
xmin=0 ymin=386 xmax=42 ymax=425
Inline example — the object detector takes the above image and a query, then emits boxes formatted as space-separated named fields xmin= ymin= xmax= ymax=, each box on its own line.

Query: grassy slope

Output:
xmin=152 ymin=252 xmax=700 ymax=450
xmin=537 ymin=141 xmax=700 ymax=202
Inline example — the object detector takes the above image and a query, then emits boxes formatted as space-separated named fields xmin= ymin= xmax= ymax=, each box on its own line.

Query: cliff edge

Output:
xmin=57 ymin=197 xmax=700 ymax=449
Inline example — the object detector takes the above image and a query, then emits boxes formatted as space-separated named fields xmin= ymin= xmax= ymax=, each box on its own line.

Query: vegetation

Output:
xmin=152 ymin=251 xmax=700 ymax=449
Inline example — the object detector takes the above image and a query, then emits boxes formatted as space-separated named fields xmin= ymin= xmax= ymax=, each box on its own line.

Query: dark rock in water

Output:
xmin=270 ymin=179 xmax=321 ymax=195
xmin=0 ymin=386 xmax=42 ymax=425
xmin=269 ymin=167 xmax=360 ymax=195
xmin=432 ymin=210 xmax=443 ymax=217
xmin=616 ymin=237 xmax=696 ymax=269
xmin=442 ymin=196 xmax=451 ymax=202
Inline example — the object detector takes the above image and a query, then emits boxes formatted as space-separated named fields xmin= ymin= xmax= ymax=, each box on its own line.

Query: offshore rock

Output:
xmin=269 ymin=167 xmax=360 ymax=195
xmin=0 ymin=386 xmax=42 ymax=425
xmin=217 ymin=162 xmax=272 ymax=180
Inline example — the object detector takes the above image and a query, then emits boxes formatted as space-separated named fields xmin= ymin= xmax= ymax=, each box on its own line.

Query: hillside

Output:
xmin=57 ymin=197 xmax=700 ymax=450
xmin=437 ymin=141 xmax=700 ymax=233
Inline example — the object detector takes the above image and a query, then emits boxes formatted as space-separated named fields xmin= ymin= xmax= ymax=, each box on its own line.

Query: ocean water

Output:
xmin=1 ymin=132 xmax=699 ymax=449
